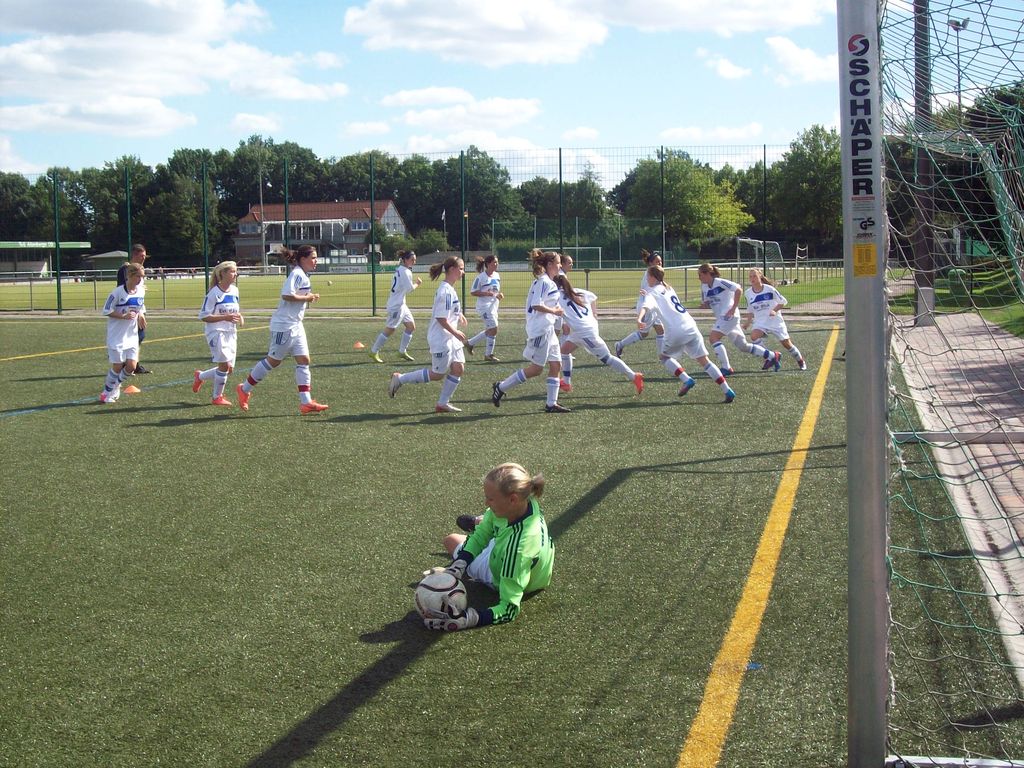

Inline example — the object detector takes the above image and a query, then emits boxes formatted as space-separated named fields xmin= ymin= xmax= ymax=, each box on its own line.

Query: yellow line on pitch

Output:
xmin=677 ymin=324 xmax=840 ymax=768
xmin=0 ymin=324 xmax=270 ymax=362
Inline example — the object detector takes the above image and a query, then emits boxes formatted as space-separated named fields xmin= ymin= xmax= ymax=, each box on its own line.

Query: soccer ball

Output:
xmin=415 ymin=571 xmax=468 ymax=620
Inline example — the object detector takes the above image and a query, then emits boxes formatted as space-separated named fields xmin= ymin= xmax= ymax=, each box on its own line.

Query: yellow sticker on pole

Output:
xmin=853 ymin=243 xmax=877 ymax=277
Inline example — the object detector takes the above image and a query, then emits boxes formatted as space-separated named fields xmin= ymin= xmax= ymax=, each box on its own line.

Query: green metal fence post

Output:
xmin=460 ymin=150 xmax=467 ymax=306
xmin=283 ymin=158 xmax=290 ymax=248
xmin=202 ymin=160 xmax=210 ymax=284
xmin=124 ymin=166 xmax=132 ymax=254
xmin=52 ymin=169 xmax=63 ymax=314
xmin=370 ymin=154 xmax=377 ymax=315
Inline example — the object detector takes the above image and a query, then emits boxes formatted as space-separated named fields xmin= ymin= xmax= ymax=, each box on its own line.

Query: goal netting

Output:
xmin=862 ymin=1 xmax=1024 ymax=766
xmin=736 ymin=237 xmax=784 ymax=269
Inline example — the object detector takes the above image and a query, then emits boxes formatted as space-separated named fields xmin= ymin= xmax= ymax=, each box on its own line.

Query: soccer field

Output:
xmin=0 ymin=315 xmax=849 ymax=767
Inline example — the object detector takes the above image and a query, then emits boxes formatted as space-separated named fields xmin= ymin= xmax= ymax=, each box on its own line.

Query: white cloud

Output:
xmin=2 ymin=0 xmax=268 ymax=40
xmin=562 ymin=126 xmax=599 ymax=142
xmin=0 ymin=3 xmax=349 ymax=137
xmin=0 ymin=135 xmax=45 ymax=174
xmin=0 ymin=98 xmax=197 ymax=137
xmin=399 ymin=97 xmax=541 ymax=132
xmin=696 ymin=49 xmax=751 ymax=79
xmin=344 ymin=0 xmax=608 ymax=66
xmin=344 ymin=121 xmax=390 ymax=137
xmin=230 ymin=113 xmax=281 ymax=134
xmin=380 ymin=87 xmax=474 ymax=108
xmin=659 ymin=122 xmax=764 ymax=142
xmin=343 ymin=0 xmax=833 ymax=66
xmin=765 ymin=36 xmax=838 ymax=85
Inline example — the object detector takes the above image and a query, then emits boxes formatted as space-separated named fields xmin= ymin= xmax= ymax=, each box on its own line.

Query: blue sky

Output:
xmin=0 ymin=0 xmax=840 ymax=176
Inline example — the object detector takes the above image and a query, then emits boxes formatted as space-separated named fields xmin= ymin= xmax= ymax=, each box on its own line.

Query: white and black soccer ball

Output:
xmin=415 ymin=571 xmax=468 ymax=620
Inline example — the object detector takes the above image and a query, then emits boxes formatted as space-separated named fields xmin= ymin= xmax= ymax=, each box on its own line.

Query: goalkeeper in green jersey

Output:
xmin=423 ymin=463 xmax=554 ymax=631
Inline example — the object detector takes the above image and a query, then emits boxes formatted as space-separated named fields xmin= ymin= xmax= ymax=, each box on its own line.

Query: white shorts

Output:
xmin=635 ymin=296 xmax=661 ymax=332
xmin=523 ymin=329 xmax=561 ymax=366
xmin=455 ymin=539 xmax=495 ymax=588
xmin=206 ymin=329 xmax=238 ymax=365
xmin=108 ymin=346 xmax=138 ymax=364
xmin=385 ymin=304 xmax=414 ymax=329
xmin=752 ymin=316 xmax=790 ymax=341
xmin=268 ymin=325 xmax=309 ymax=360
xmin=430 ymin=339 xmax=466 ymax=375
xmin=476 ymin=307 xmax=499 ymax=330
xmin=711 ymin=315 xmax=742 ymax=336
xmin=565 ymin=330 xmax=612 ymax=360
xmin=662 ymin=327 xmax=709 ymax=361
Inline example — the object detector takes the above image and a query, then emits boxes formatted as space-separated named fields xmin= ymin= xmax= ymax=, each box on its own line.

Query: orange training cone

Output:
xmin=353 ymin=341 xmax=365 ymax=349
xmin=123 ymin=384 xmax=141 ymax=394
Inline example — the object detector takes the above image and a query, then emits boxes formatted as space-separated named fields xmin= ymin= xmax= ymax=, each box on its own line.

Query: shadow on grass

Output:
xmin=243 ymin=443 xmax=845 ymax=767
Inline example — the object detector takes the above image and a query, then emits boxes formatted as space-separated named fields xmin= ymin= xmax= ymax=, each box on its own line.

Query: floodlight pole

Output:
xmin=948 ymin=19 xmax=967 ymax=112
xmin=258 ymin=164 xmax=267 ymax=273
xmin=838 ymin=3 xmax=889 ymax=767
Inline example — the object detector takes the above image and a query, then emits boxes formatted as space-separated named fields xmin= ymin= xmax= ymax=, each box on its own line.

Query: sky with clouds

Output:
xmin=0 ymin=0 xmax=841 ymax=176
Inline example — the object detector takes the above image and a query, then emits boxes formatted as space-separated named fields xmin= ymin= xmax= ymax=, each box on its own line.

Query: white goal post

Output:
xmin=539 ymin=245 xmax=603 ymax=269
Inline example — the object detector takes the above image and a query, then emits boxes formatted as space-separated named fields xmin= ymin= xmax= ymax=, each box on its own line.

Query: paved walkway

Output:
xmin=891 ymin=310 xmax=1024 ymax=686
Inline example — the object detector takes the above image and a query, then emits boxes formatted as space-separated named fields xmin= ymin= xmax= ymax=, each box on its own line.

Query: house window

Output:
xmin=351 ymin=221 xmax=369 ymax=232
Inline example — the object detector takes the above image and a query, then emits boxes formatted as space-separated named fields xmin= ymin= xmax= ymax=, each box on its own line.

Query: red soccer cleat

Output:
xmin=236 ymin=384 xmax=250 ymax=412
xmin=300 ymin=400 xmax=329 ymax=414
xmin=192 ymin=370 xmax=203 ymax=393
xmin=211 ymin=396 xmax=232 ymax=407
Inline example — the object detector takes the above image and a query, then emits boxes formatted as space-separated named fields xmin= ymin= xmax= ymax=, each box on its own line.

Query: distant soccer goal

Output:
xmin=736 ymin=238 xmax=787 ymax=280
xmin=539 ymin=245 xmax=603 ymax=269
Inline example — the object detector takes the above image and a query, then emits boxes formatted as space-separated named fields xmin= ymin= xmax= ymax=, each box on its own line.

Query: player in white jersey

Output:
xmin=236 ymin=246 xmax=329 ymax=414
xmin=388 ymin=256 xmax=469 ymax=413
xmin=743 ymin=269 xmax=806 ymax=370
xmin=491 ymin=249 xmax=569 ymax=413
xmin=370 ymin=250 xmax=422 ymax=363
xmin=554 ymin=274 xmax=644 ymax=396
xmin=698 ymin=262 xmax=781 ymax=374
xmin=465 ymin=254 xmax=503 ymax=362
xmin=98 ymin=262 xmax=146 ymax=403
xmin=614 ymin=249 xmax=666 ymax=359
xmin=638 ymin=266 xmax=736 ymax=403
xmin=193 ymin=261 xmax=243 ymax=407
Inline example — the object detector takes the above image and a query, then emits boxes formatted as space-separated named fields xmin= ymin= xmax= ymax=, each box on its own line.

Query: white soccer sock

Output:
xmin=788 ymin=344 xmax=803 ymax=361
xmin=703 ymin=361 xmax=729 ymax=391
xmin=606 ymin=355 xmax=634 ymax=378
xmin=655 ymin=334 xmax=665 ymax=355
xmin=620 ymin=331 xmax=644 ymax=349
xmin=546 ymin=377 xmax=560 ymax=406
xmin=295 ymin=364 xmax=312 ymax=404
xmin=371 ymin=332 xmax=389 ymax=353
xmin=242 ymin=359 xmax=272 ymax=393
xmin=399 ymin=368 xmax=431 ymax=385
xmin=399 ymin=332 xmax=414 ymax=353
xmin=438 ymin=374 xmax=461 ymax=405
xmin=561 ymin=354 xmax=572 ymax=381
xmin=199 ymin=367 xmax=218 ymax=381
xmin=713 ymin=341 xmax=731 ymax=369
xmin=500 ymin=369 xmax=527 ymax=392
xmin=663 ymin=358 xmax=684 ymax=376
xmin=213 ymin=370 xmax=229 ymax=398
xmin=485 ymin=335 xmax=496 ymax=355
xmin=468 ymin=330 xmax=487 ymax=347
xmin=103 ymin=369 xmax=119 ymax=393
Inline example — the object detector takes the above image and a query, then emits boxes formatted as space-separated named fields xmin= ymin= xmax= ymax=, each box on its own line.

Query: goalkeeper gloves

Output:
xmin=424 ymin=607 xmax=479 ymax=632
xmin=445 ymin=558 xmax=468 ymax=580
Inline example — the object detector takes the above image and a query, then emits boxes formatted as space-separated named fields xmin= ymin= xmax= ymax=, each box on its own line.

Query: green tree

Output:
xmin=415 ymin=228 xmax=448 ymax=254
xmin=623 ymin=150 xmax=753 ymax=245
xmin=433 ymin=147 xmax=523 ymax=249
xmin=770 ymin=125 xmax=842 ymax=241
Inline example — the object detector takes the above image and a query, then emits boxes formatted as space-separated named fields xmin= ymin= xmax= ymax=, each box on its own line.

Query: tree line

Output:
xmin=0 ymin=127 xmax=844 ymax=267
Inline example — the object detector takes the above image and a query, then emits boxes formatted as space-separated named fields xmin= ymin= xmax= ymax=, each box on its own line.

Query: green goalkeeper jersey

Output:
xmin=460 ymin=497 xmax=554 ymax=626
